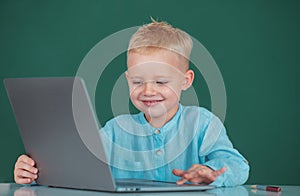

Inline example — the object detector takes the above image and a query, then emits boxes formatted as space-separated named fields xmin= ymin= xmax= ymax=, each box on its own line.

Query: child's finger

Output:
xmin=213 ymin=166 xmax=226 ymax=176
xmin=18 ymin=155 xmax=35 ymax=166
xmin=16 ymin=169 xmax=38 ymax=180
xmin=172 ymin=169 xmax=185 ymax=177
xmin=177 ymin=169 xmax=202 ymax=185
xmin=17 ymin=161 xmax=38 ymax=174
xmin=189 ymin=177 xmax=205 ymax=183
xmin=15 ymin=177 xmax=34 ymax=184
xmin=176 ymin=177 xmax=188 ymax=185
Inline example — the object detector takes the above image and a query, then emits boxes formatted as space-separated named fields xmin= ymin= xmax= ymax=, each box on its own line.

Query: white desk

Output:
xmin=0 ymin=183 xmax=299 ymax=196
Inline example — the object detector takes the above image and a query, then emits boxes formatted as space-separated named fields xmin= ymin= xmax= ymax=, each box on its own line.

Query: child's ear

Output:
xmin=182 ymin=70 xmax=194 ymax=90
xmin=125 ymin=71 xmax=131 ymax=85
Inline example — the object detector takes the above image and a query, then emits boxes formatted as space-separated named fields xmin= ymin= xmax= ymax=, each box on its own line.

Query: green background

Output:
xmin=1 ymin=0 xmax=299 ymax=185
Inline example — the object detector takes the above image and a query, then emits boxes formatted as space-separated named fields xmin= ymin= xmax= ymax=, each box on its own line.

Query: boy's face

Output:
xmin=126 ymin=50 xmax=194 ymax=126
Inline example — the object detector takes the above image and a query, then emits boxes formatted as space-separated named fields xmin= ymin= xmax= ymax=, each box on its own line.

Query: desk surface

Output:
xmin=0 ymin=183 xmax=299 ymax=196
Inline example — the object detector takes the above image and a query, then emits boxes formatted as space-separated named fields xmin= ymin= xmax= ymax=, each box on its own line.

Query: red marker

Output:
xmin=251 ymin=185 xmax=281 ymax=192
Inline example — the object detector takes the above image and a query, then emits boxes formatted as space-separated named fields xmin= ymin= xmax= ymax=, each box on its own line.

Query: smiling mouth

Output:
xmin=141 ymin=100 xmax=163 ymax=107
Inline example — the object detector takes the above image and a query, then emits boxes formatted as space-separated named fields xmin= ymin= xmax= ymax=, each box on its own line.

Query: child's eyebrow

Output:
xmin=127 ymin=75 xmax=143 ymax=79
xmin=155 ymin=74 xmax=179 ymax=79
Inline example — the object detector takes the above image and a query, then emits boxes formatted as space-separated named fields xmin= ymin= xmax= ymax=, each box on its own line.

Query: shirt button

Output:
xmin=154 ymin=130 xmax=161 ymax=134
xmin=156 ymin=149 xmax=163 ymax=156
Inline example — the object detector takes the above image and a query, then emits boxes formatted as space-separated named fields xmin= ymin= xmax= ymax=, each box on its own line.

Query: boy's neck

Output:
xmin=144 ymin=105 xmax=179 ymax=128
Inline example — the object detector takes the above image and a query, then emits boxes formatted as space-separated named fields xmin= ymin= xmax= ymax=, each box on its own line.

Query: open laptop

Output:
xmin=4 ymin=77 xmax=215 ymax=192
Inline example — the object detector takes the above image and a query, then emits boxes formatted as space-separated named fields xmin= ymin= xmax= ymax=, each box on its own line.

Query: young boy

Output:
xmin=14 ymin=20 xmax=249 ymax=187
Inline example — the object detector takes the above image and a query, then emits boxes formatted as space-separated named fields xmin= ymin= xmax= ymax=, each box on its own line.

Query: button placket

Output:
xmin=153 ymin=129 xmax=164 ymax=159
xmin=153 ymin=128 xmax=166 ymax=181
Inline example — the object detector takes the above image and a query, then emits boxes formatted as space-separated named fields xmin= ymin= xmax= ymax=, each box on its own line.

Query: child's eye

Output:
xmin=132 ymin=81 xmax=142 ymax=85
xmin=156 ymin=81 xmax=168 ymax=85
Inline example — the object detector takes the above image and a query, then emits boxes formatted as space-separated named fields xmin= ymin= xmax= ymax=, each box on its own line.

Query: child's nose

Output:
xmin=142 ymin=82 xmax=156 ymax=95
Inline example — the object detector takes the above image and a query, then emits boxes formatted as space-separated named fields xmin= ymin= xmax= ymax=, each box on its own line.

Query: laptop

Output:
xmin=4 ymin=77 xmax=215 ymax=192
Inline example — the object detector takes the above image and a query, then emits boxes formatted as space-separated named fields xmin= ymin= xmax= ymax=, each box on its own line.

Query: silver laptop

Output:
xmin=4 ymin=77 xmax=215 ymax=192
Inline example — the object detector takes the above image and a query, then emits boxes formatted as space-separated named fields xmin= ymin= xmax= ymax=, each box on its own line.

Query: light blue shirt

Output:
xmin=100 ymin=104 xmax=249 ymax=187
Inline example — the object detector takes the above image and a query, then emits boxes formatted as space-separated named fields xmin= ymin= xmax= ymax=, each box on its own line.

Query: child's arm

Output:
xmin=173 ymin=110 xmax=249 ymax=187
xmin=14 ymin=154 xmax=38 ymax=184
xmin=195 ymin=114 xmax=250 ymax=186
xmin=199 ymin=126 xmax=250 ymax=186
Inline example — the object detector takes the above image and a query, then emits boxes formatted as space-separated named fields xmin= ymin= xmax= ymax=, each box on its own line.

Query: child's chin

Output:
xmin=145 ymin=110 xmax=167 ymax=119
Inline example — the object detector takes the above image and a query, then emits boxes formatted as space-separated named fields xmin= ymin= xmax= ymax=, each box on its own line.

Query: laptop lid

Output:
xmin=4 ymin=77 xmax=116 ymax=192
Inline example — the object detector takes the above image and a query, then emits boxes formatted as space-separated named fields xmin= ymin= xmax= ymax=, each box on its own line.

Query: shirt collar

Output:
xmin=138 ymin=104 xmax=183 ymax=133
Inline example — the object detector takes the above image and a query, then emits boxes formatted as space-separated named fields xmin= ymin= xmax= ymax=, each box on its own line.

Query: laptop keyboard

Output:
xmin=116 ymin=180 xmax=177 ymax=187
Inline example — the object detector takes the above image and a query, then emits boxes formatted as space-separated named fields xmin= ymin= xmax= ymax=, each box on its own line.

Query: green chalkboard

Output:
xmin=1 ymin=0 xmax=299 ymax=185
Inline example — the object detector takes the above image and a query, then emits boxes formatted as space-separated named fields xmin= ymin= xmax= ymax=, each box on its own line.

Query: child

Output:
xmin=14 ymin=20 xmax=249 ymax=187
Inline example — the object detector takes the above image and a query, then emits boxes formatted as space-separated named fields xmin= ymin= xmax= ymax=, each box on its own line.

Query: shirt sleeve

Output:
xmin=198 ymin=113 xmax=250 ymax=187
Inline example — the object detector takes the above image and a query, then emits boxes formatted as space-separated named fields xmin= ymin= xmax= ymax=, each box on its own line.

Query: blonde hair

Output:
xmin=128 ymin=19 xmax=193 ymax=65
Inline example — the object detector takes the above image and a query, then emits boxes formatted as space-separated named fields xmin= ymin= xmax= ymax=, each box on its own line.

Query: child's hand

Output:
xmin=14 ymin=154 xmax=38 ymax=184
xmin=172 ymin=164 xmax=226 ymax=185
